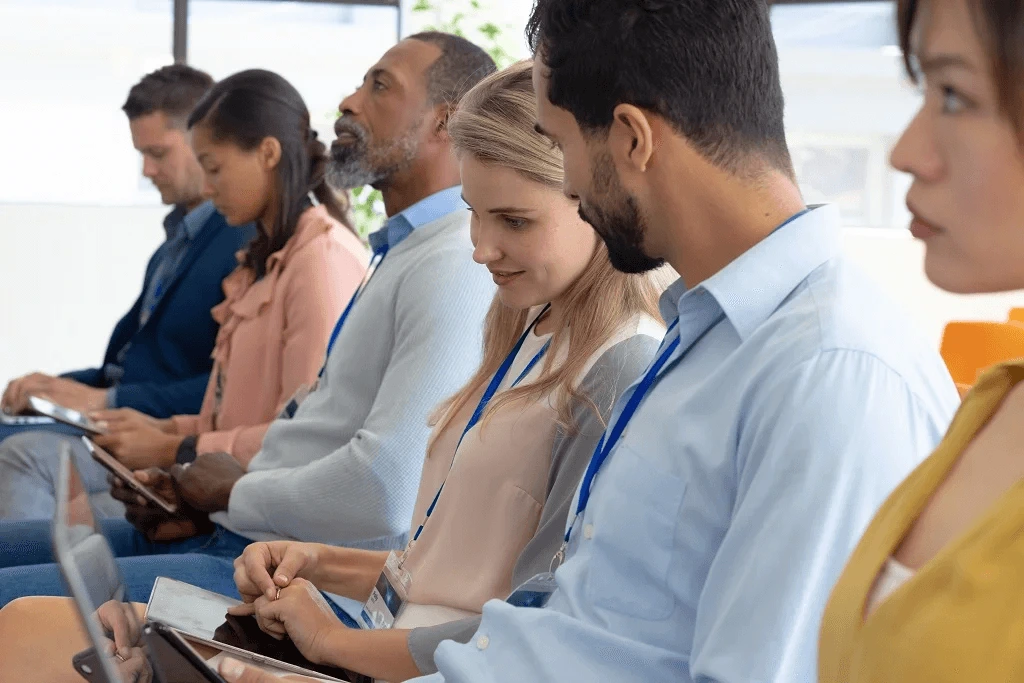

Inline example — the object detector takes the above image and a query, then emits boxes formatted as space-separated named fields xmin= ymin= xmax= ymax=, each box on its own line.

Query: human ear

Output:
xmin=610 ymin=104 xmax=654 ymax=173
xmin=259 ymin=137 xmax=283 ymax=171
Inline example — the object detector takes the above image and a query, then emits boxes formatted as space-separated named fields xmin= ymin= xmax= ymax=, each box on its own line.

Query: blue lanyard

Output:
xmin=320 ymin=245 xmax=389 ymax=378
xmin=410 ymin=304 xmax=552 ymax=544
xmin=559 ymin=206 xmax=811 ymax=542
xmin=562 ymin=312 xmax=726 ymax=547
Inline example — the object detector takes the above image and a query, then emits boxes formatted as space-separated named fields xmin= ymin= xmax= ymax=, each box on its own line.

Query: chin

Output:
xmin=495 ymin=288 xmax=538 ymax=312
xmin=922 ymin=252 xmax=1006 ymax=295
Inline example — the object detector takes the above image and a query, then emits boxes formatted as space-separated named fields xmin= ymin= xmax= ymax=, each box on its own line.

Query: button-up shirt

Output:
xmin=140 ymin=200 xmax=217 ymax=326
xmin=105 ymin=200 xmax=217 ymax=407
xmin=368 ymin=185 xmax=466 ymax=254
xmin=421 ymin=205 xmax=960 ymax=683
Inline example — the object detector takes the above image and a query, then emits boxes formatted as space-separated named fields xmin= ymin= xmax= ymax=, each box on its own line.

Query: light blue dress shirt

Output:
xmin=368 ymin=185 xmax=466 ymax=253
xmin=420 ymin=205 xmax=960 ymax=683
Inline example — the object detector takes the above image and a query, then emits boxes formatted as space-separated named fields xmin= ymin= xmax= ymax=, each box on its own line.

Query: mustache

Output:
xmin=333 ymin=116 xmax=368 ymax=142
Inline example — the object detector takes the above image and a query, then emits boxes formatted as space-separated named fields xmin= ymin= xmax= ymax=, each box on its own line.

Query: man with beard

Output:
xmin=0 ymin=33 xmax=498 ymax=624
xmin=372 ymin=2 xmax=955 ymax=683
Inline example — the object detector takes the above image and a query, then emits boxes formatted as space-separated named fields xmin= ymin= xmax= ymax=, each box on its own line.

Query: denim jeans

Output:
xmin=0 ymin=518 xmax=253 ymax=607
xmin=0 ymin=428 xmax=124 ymax=520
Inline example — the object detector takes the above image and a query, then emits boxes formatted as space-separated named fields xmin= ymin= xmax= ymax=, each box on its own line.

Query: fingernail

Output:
xmin=275 ymin=574 xmax=288 ymax=585
xmin=220 ymin=658 xmax=245 ymax=680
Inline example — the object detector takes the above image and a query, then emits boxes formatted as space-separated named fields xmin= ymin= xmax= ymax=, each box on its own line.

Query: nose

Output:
xmin=338 ymin=86 xmax=362 ymax=121
xmin=471 ymin=219 xmax=502 ymax=266
xmin=890 ymin=106 xmax=943 ymax=183
xmin=142 ymin=156 xmax=158 ymax=179
xmin=200 ymin=175 xmax=215 ymax=201
xmin=562 ymin=176 xmax=579 ymax=203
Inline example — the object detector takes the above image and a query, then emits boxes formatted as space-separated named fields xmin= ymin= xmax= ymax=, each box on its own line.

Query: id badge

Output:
xmin=505 ymin=572 xmax=558 ymax=609
xmin=360 ymin=551 xmax=411 ymax=629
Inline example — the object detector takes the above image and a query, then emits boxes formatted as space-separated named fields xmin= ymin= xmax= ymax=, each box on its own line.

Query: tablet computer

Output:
xmin=53 ymin=447 xmax=226 ymax=683
xmin=29 ymin=395 xmax=105 ymax=435
xmin=145 ymin=577 xmax=363 ymax=682
xmin=0 ymin=411 xmax=56 ymax=426
xmin=82 ymin=437 xmax=178 ymax=515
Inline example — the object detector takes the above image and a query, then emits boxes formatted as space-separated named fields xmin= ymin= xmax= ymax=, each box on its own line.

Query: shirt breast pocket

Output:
xmin=585 ymin=446 xmax=686 ymax=620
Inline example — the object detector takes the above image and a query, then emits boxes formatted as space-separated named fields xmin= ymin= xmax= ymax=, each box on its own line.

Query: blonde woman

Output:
xmin=0 ymin=61 xmax=664 ymax=682
xmin=817 ymin=0 xmax=1024 ymax=681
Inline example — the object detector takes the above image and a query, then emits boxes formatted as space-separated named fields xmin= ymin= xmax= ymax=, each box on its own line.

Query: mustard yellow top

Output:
xmin=819 ymin=360 xmax=1024 ymax=682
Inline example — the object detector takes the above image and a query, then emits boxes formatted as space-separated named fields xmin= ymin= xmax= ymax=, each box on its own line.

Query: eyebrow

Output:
xmin=917 ymin=52 xmax=977 ymax=74
xmin=460 ymin=195 xmax=535 ymax=215
xmin=364 ymin=67 xmax=393 ymax=83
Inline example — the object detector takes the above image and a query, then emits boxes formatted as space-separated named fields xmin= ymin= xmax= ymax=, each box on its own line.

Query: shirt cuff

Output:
xmin=175 ymin=435 xmax=199 ymax=465
xmin=106 ymin=387 xmax=118 ymax=409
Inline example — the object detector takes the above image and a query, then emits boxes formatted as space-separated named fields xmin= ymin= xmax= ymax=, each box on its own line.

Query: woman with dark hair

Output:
xmin=82 ymin=69 xmax=369 ymax=471
xmin=0 ymin=69 xmax=368 ymax=593
xmin=818 ymin=1 xmax=1024 ymax=680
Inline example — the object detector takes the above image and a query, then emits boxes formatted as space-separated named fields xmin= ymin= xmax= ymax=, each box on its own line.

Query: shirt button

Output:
xmin=476 ymin=635 xmax=490 ymax=650
xmin=583 ymin=523 xmax=594 ymax=540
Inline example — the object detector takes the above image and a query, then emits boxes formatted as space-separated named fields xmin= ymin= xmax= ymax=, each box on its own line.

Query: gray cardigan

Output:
xmin=407 ymin=333 xmax=662 ymax=673
xmin=213 ymin=209 xmax=496 ymax=553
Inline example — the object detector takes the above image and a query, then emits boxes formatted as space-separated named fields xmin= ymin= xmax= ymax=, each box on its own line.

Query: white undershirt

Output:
xmin=865 ymin=556 xmax=916 ymax=615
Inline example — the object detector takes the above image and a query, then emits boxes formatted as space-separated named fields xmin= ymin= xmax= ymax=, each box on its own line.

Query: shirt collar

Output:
xmin=367 ymin=185 xmax=466 ymax=254
xmin=162 ymin=200 xmax=216 ymax=241
xmin=659 ymin=204 xmax=841 ymax=341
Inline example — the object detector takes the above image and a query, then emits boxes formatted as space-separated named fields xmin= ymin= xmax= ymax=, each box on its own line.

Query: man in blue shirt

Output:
xmin=378 ymin=2 xmax=960 ymax=682
xmin=0 ymin=65 xmax=252 ymax=519
xmin=1 ymin=65 xmax=250 ymax=421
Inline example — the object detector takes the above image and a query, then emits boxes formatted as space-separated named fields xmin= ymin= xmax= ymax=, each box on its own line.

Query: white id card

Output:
xmin=360 ymin=551 xmax=411 ymax=629
xmin=505 ymin=572 xmax=558 ymax=609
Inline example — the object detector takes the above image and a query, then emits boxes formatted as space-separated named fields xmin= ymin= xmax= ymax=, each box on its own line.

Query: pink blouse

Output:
xmin=170 ymin=205 xmax=368 ymax=466
xmin=394 ymin=312 xmax=660 ymax=629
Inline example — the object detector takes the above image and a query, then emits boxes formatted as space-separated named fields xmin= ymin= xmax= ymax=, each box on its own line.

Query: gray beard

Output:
xmin=327 ymin=129 xmax=421 ymax=191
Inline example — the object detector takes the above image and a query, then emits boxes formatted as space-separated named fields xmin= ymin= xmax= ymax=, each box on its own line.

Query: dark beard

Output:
xmin=580 ymin=155 xmax=664 ymax=274
xmin=327 ymin=116 xmax=419 ymax=191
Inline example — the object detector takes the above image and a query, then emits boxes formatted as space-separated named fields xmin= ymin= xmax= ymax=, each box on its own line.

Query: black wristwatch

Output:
xmin=175 ymin=435 xmax=199 ymax=465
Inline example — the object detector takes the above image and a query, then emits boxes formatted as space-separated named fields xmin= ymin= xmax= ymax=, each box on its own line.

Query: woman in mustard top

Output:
xmin=818 ymin=0 xmax=1024 ymax=681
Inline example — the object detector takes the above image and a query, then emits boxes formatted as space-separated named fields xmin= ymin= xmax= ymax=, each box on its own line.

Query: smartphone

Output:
xmin=146 ymin=621 xmax=228 ymax=683
xmin=28 ymin=395 xmax=106 ymax=434
xmin=82 ymin=437 xmax=178 ymax=515
xmin=71 ymin=646 xmax=109 ymax=682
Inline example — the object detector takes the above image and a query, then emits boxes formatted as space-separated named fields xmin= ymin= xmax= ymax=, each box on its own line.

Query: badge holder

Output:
xmin=505 ymin=571 xmax=558 ymax=609
xmin=360 ymin=551 xmax=412 ymax=629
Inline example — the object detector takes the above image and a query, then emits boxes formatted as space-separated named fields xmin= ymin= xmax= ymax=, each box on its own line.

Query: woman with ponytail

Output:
xmin=84 ymin=68 xmax=369 ymax=471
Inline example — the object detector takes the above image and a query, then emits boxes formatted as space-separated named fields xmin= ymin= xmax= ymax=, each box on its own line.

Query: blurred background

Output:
xmin=2 ymin=0 xmax=1022 ymax=383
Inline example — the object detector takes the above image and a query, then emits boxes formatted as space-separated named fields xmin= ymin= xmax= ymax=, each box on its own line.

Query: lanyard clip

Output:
xmin=549 ymin=542 xmax=567 ymax=574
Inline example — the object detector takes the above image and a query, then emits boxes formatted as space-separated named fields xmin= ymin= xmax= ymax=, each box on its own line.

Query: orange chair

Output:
xmin=1009 ymin=308 xmax=1024 ymax=324
xmin=940 ymin=321 xmax=1024 ymax=387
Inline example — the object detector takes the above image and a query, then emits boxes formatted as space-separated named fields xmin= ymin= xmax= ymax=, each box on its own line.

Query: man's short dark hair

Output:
xmin=407 ymin=31 xmax=497 ymax=109
xmin=527 ymin=0 xmax=792 ymax=175
xmin=122 ymin=64 xmax=215 ymax=127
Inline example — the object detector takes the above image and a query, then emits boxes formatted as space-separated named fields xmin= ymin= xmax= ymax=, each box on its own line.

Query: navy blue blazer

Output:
xmin=64 ymin=209 xmax=255 ymax=418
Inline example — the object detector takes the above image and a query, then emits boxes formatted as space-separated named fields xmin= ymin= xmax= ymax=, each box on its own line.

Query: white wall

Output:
xmin=3 ymin=203 xmax=1024 ymax=389
xmin=0 ymin=203 xmax=166 ymax=384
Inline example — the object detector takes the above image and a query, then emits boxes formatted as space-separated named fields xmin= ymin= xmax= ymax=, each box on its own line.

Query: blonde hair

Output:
xmin=433 ymin=61 xmax=662 ymax=436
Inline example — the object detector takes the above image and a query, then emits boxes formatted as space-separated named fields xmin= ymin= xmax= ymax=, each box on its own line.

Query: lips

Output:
xmin=490 ymin=270 xmax=525 ymax=286
xmin=333 ymin=117 xmax=366 ymax=146
xmin=909 ymin=217 xmax=939 ymax=239
xmin=906 ymin=201 xmax=943 ymax=240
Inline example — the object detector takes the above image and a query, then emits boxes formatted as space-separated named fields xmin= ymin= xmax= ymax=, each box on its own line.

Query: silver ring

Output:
xmin=115 ymin=651 xmax=128 ymax=663
xmin=275 ymin=587 xmax=281 ymax=600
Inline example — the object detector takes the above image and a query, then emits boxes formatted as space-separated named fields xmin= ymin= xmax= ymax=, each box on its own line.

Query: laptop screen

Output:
xmin=53 ymin=444 xmax=133 ymax=683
